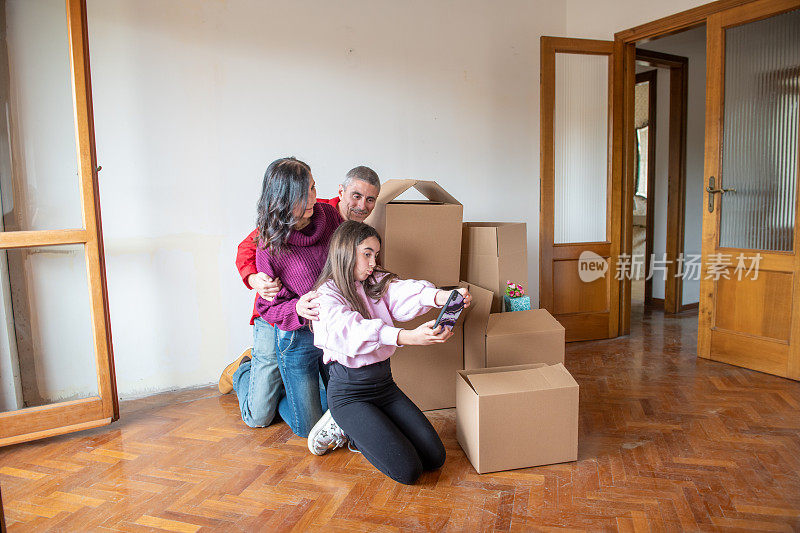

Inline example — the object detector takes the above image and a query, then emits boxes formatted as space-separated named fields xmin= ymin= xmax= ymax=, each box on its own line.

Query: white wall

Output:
xmin=640 ymin=26 xmax=706 ymax=306
xmin=565 ymin=0 xmax=709 ymax=40
xmin=1 ymin=0 xmax=714 ymax=400
xmin=82 ymin=0 xmax=565 ymax=397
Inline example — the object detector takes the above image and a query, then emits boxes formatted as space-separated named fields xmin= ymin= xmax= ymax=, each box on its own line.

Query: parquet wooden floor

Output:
xmin=2 ymin=305 xmax=799 ymax=532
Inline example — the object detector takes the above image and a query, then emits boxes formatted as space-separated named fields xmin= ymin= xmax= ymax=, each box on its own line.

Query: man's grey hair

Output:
xmin=342 ymin=166 xmax=381 ymax=192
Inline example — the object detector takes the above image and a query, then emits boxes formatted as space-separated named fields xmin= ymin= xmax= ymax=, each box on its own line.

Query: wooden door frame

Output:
xmin=633 ymin=69 xmax=658 ymax=304
xmin=540 ymin=37 xmax=620 ymax=342
xmin=0 ymin=0 xmax=117 ymax=446
xmin=614 ymin=0 xmax=763 ymax=335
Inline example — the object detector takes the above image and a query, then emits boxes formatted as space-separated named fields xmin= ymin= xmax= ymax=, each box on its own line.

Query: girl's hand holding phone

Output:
xmin=398 ymin=320 xmax=453 ymax=346
xmin=434 ymin=288 xmax=472 ymax=308
xmin=457 ymin=287 xmax=472 ymax=309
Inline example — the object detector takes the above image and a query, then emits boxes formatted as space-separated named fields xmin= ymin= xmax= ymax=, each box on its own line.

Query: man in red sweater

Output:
xmin=220 ymin=166 xmax=381 ymax=430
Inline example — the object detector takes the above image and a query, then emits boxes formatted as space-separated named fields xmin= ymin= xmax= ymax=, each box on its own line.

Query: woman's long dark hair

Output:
xmin=256 ymin=157 xmax=312 ymax=256
xmin=313 ymin=221 xmax=398 ymax=319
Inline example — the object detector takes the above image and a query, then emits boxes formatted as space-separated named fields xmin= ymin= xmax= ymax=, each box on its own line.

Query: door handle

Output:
xmin=706 ymin=176 xmax=736 ymax=212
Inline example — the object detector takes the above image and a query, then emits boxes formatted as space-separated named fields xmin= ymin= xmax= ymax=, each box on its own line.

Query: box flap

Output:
xmin=462 ymin=283 xmax=493 ymax=369
xmin=538 ymin=363 xmax=578 ymax=388
xmin=462 ymin=222 xmax=527 ymax=255
xmin=487 ymin=309 xmax=564 ymax=337
xmin=412 ymin=180 xmax=461 ymax=205
xmin=496 ymin=223 xmax=527 ymax=255
xmin=374 ymin=179 xmax=418 ymax=203
xmin=374 ymin=179 xmax=461 ymax=205
xmin=462 ymin=362 xmax=547 ymax=377
xmin=468 ymin=368 xmax=550 ymax=396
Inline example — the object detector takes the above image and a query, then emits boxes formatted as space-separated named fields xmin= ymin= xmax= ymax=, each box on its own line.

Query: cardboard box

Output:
xmin=391 ymin=304 xmax=464 ymax=412
xmin=365 ymin=179 xmax=463 ymax=287
xmin=463 ymin=284 xmax=565 ymax=369
xmin=461 ymin=223 xmax=528 ymax=313
xmin=456 ymin=363 xmax=579 ymax=474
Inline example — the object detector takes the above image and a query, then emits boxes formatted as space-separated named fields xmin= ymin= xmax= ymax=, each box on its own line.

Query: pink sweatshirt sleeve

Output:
xmin=314 ymin=287 xmax=402 ymax=357
xmin=384 ymin=278 xmax=440 ymax=323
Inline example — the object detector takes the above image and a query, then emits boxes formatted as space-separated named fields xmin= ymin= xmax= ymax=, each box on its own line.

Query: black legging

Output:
xmin=327 ymin=360 xmax=446 ymax=485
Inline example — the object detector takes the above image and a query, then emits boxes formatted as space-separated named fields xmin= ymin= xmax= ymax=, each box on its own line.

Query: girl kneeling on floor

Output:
xmin=307 ymin=220 xmax=471 ymax=485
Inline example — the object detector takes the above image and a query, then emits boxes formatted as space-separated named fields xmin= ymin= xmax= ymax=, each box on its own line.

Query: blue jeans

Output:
xmin=276 ymin=326 xmax=328 ymax=437
xmin=232 ymin=318 xmax=284 ymax=428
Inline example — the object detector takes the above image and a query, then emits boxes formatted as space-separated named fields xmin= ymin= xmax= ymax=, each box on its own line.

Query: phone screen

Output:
xmin=434 ymin=290 xmax=465 ymax=330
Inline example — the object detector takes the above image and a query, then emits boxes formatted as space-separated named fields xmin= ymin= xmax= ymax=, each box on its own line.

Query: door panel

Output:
xmin=552 ymin=261 xmax=608 ymax=314
xmin=540 ymin=37 xmax=619 ymax=342
xmin=709 ymin=330 xmax=789 ymax=377
xmin=699 ymin=0 xmax=800 ymax=380
xmin=715 ymin=272 xmax=793 ymax=340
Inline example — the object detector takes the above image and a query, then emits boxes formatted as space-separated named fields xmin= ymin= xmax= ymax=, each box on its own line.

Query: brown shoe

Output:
xmin=218 ymin=348 xmax=252 ymax=394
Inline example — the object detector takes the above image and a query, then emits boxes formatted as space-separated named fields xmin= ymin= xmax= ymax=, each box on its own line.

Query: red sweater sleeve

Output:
xmin=236 ymin=229 xmax=259 ymax=289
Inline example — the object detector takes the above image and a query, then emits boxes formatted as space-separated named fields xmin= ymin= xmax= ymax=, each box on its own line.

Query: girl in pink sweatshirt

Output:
xmin=307 ymin=221 xmax=471 ymax=485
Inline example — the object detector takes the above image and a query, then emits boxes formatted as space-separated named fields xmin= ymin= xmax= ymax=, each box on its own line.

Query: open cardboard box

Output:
xmin=461 ymin=222 xmax=528 ymax=313
xmin=456 ymin=363 xmax=579 ymax=474
xmin=365 ymin=179 xmax=463 ymax=287
xmin=462 ymin=284 xmax=565 ymax=369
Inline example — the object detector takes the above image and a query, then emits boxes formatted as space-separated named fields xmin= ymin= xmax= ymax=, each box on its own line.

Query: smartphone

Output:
xmin=432 ymin=290 xmax=466 ymax=330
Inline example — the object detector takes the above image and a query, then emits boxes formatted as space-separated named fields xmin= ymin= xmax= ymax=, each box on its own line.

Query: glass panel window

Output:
xmin=0 ymin=244 xmax=97 ymax=412
xmin=554 ymin=53 xmax=609 ymax=244
xmin=719 ymin=8 xmax=799 ymax=251
xmin=0 ymin=0 xmax=82 ymax=232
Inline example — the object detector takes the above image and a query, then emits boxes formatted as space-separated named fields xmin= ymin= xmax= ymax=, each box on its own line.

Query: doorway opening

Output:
xmin=630 ymin=68 xmax=657 ymax=310
xmin=624 ymin=25 xmax=705 ymax=324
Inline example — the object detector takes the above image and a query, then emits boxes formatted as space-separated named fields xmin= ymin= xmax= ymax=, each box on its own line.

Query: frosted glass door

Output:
xmin=718 ymin=8 xmax=799 ymax=252
xmin=699 ymin=1 xmax=800 ymax=381
xmin=554 ymin=53 xmax=610 ymax=244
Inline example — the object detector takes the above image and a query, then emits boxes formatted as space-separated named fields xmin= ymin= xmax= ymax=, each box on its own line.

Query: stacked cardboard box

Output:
xmin=461 ymin=222 xmax=528 ymax=313
xmin=463 ymin=283 xmax=565 ymax=369
xmin=457 ymin=231 xmax=574 ymax=473
xmin=365 ymin=181 xmax=578 ymax=475
xmin=365 ymin=180 xmax=463 ymax=410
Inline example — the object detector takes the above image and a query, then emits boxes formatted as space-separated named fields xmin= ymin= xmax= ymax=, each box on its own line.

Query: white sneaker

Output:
xmin=308 ymin=410 xmax=348 ymax=456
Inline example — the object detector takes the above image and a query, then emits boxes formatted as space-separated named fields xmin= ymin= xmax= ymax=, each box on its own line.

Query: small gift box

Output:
xmin=503 ymin=281 xmax=531 ymax=312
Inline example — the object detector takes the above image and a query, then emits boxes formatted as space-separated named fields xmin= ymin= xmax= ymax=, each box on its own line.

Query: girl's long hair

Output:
xmin=313 ymin=221 xmax=398 ymax=319
xmin=256 ymin=157 xmax=312 ymax=256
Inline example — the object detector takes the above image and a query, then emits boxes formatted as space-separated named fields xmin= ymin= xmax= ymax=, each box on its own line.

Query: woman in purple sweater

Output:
xmin=239 ymin=157 xmax=340 ymax=438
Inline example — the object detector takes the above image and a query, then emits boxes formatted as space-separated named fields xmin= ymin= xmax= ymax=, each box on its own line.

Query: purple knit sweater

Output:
xmin=255 ymin=202 xmax=341 ymax=331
